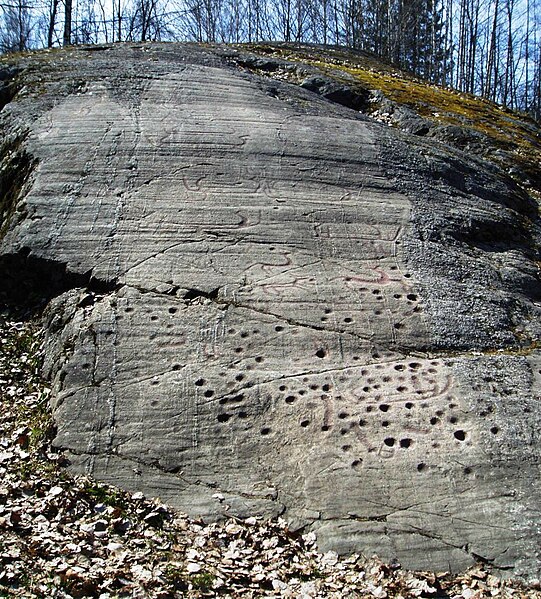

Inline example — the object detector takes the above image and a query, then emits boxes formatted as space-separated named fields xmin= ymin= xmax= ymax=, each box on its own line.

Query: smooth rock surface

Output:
xmin=1 ymin=43 xmax=541 ymax=577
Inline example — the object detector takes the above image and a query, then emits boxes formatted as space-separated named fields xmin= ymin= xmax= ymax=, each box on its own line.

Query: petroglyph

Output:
xmin=1 ymin=43 xmax=541 ymax=577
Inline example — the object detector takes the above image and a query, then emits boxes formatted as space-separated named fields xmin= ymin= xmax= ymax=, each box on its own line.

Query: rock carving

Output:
xmin=1 ymin=42 xmax=541 ymax=578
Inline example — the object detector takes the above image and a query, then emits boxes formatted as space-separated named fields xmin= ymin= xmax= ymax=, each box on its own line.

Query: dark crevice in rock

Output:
xmin=0 ymin=66 xmax=22 ymax=112
xmin=181 ymin=287 xmax=220 ymax=302
xmin=299 ymin=75 xmax=370 ymax=111
xmin=78 ymin=45 xmax=113 ymax=53
xmin=0 ymin=137 xmax=36 ymax=237
xmin=348 ymin=513 xmax=388 ymax=523
xmin=235 ymin=56 xmax=289 ymax=73
xmin=0 ymin=251 xmax=119 ymax=309
xmin=445 ymin=217 xmax=532 ymax=252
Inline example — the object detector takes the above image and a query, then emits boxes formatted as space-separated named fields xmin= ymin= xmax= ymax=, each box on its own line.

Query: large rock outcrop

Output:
xmin=1 ymin=43 xmax=541 ymax=578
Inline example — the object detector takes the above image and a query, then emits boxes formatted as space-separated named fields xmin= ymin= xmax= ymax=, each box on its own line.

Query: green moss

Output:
xmin=82 ymin=481 xmax=126 ymax=508
xmin=163 ymin=564 xmax=189 ymax=591
xmin=190 ymin=571 xmax=215 ymax=591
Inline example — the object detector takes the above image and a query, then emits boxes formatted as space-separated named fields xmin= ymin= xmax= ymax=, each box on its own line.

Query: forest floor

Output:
xmin=1 ymin=310 xmax=541 ymax=598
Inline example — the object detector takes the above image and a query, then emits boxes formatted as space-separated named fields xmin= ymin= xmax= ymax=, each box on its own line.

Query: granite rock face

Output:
xmin=1 ymin=43 xmax=541 ymax=577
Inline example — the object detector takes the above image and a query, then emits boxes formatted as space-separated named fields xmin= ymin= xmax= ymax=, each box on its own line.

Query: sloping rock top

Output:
xmin=1 ymin=42 xmax=541 ymax=578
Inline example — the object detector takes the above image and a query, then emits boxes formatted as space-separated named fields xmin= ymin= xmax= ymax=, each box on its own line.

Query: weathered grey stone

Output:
xmin=1 ymin=42 xmax=541 ymax=578
xmin=300 ymin=74 xmax=369 ymax=110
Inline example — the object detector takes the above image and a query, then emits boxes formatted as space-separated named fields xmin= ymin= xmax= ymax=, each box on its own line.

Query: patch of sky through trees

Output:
xmin=0 ymin=0 xmax=539 ymax=118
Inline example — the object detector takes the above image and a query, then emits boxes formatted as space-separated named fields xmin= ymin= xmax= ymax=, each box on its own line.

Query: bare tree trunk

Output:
xmin=484 ymin=0 xmax=499 ymax=99
xmin=503 ymin=0 xmax=514 ymax=106
xmin=524 ymin=0 xmax=530 ymax=110
xmin=63 ymin=0 xmax=72 ymax=44
xmin=118 ymin=0 xmax=122 ymax=40
xmin=48 ymin=0 xmax=59 ymax=46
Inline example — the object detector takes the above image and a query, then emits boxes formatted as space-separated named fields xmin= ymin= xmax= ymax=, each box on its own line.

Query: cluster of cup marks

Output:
xmin=338 ymin=267 xmax=420 ymax=332
xmin=187 ymin=335 xmax=501 ymax=477
xmin=118 ymin=278 xmax=501 ymax=475
xmin=122 ymin=274 xmax=500 ymax=473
